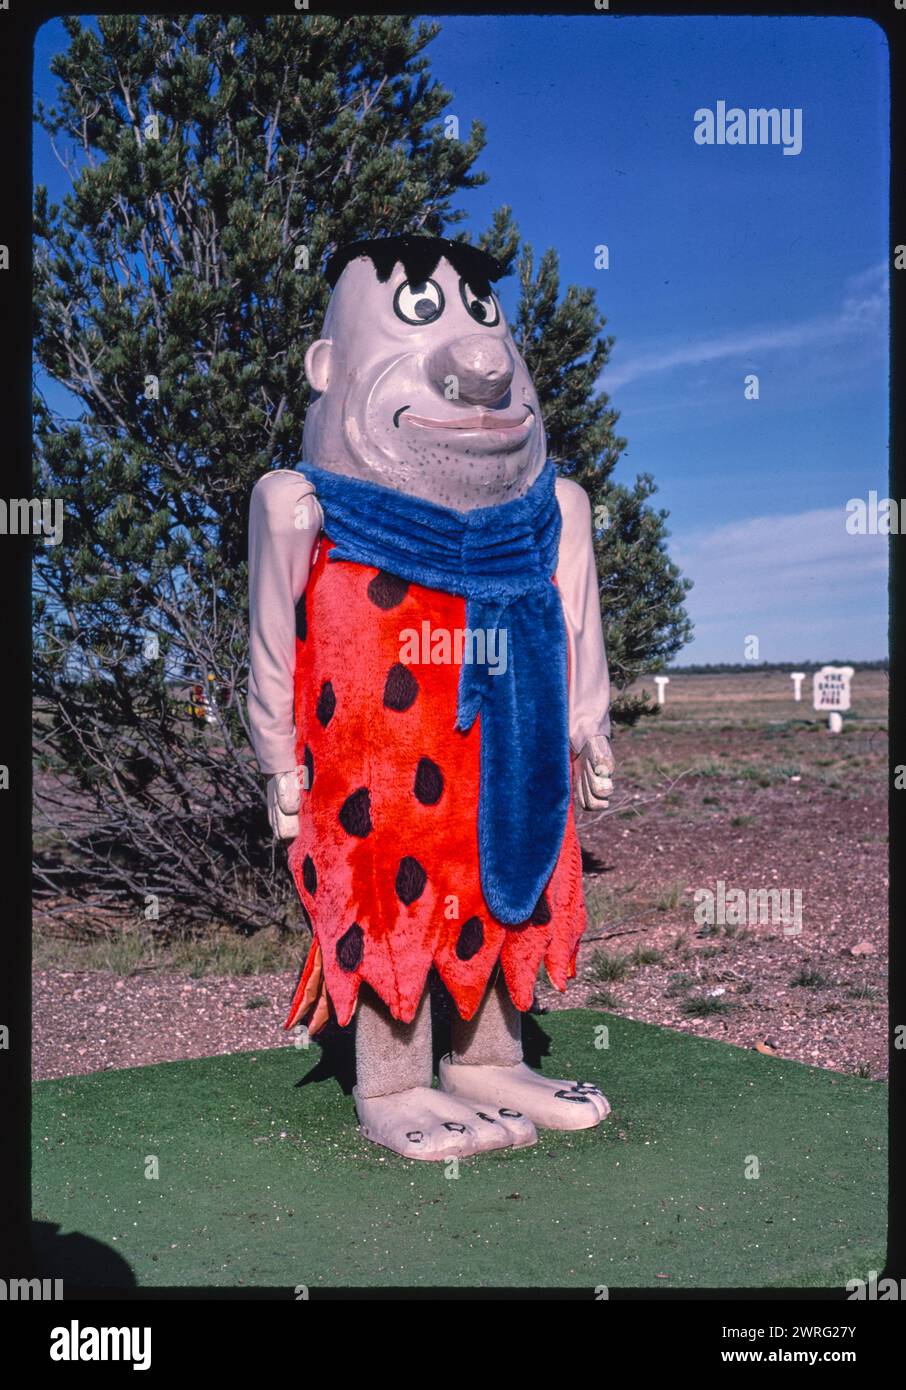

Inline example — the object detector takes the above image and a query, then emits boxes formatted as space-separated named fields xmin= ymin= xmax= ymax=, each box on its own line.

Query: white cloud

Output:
xmin=671 ymin=505 xmax=888 ymax=662
xmin=603 ymin=263 xmax=888 ymax=391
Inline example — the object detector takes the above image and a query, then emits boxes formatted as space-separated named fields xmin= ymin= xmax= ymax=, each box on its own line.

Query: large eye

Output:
xmin=459 ymin=279 xmax=500 ymax=326
xmin=393 ymin=278 xmax=445 ymax=325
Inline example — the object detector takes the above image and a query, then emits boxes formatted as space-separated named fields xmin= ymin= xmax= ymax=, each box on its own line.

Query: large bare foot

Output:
xmin=438 ymin=1056 xmax=610 ymax=1131
xmin=353 ymin=1084 xmax=537 ymax=1161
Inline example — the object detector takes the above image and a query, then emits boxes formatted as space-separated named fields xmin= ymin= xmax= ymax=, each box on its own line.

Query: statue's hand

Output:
xmin=267 ymin=769 xmax=303 ymax=839
xmin=576 ymin=734 xmax=615 ymax=811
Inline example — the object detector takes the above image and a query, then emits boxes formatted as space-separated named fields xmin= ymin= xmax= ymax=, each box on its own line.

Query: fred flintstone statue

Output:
xmin=248 ymin=235 xmax=615 ymax=1160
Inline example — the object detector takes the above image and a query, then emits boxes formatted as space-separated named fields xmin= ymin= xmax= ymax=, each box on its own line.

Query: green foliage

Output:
xmin=630 ymin=944 xmax=664 ymax=966
xmin=669 ymin=660 xmax=888 ymax=674
xmin=681 ymin=995 xmax=733 ymax=1017
xmin=664 ymin=972 xmax=695 ymax=998
xmin=791 ymin=969 xmax=833 ymax=990
xmin=587 ymin=949 xmax=630 ymax=983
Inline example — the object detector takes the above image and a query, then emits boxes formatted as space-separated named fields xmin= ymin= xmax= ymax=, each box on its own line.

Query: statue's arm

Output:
xmin=554 ymin=475 xmax=615 ymax=810
xmin=248 ymin=469 xmax=323 ymax=835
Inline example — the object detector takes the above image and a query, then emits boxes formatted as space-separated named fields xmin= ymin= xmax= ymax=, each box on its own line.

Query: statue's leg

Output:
xmin=443 ymin=969 xmax=611 ymax=1131
xmin=450 ymin=966 xmax=523 ymax=1066
xmin=353 ymin=984 xmax=536 ymax=1160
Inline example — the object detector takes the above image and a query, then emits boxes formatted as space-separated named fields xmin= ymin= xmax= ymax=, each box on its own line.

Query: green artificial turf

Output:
xmin=32 ymin=1010 xmax=886 ymax=1290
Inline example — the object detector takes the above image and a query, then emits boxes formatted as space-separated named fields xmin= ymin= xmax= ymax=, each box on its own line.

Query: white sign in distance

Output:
xmin=812 ymin=666 xmax=854 ymax=713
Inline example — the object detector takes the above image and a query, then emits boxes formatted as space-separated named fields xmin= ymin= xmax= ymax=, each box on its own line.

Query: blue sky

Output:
xmin=34 ymin=14 xmax=890 ymax=663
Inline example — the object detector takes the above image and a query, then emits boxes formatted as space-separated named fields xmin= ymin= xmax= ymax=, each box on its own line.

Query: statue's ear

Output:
xmin=304 ymin=339 xmax=333 ymax=393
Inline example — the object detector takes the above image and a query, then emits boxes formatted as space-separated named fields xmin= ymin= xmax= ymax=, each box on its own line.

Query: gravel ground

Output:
xmin=32 ymin=969 xmax=296 ymax=1080
xmin=541 ymin=722 xmax=888 ymax=1080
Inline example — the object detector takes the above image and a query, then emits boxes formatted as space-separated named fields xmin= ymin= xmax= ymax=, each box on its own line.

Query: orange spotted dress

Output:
xmin=284 ymin=537 xmax=586 ymax=1034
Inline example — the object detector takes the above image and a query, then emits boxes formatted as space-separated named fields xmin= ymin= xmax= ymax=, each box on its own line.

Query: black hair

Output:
xmin=325 ymin=235 xmax=504 ymax=299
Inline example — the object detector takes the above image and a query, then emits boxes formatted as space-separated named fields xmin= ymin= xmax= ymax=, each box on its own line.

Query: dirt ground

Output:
xmin=32 ymin=670 xmax=889 ymax=1082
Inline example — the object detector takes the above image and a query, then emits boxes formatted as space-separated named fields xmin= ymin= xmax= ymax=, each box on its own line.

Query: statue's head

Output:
xmin=301 ymin=235 xmax=546 ymax=511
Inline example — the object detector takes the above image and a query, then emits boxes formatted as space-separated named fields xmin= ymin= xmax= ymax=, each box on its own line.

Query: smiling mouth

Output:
xmin=393 ymin=406 xmax=534 ymax=431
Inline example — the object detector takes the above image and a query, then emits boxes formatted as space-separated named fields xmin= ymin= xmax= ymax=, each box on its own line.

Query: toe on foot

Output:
xmin=474 ymin=1106 xmax=538 ymax=1149
xmin=547 ymin=1080 xmax=611 ymax=1128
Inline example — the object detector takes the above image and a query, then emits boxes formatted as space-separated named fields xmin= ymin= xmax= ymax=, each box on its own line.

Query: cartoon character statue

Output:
xmin=248 ymin=235 xmax=615 ymax=1160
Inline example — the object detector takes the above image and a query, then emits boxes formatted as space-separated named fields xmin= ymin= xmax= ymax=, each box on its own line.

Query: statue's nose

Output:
xmin=427 ymin=335 xmax=514 ymax=405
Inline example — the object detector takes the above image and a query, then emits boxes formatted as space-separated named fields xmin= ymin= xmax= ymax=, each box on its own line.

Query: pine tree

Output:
xmin=33 ymin=13 xmax=690 ymax=933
